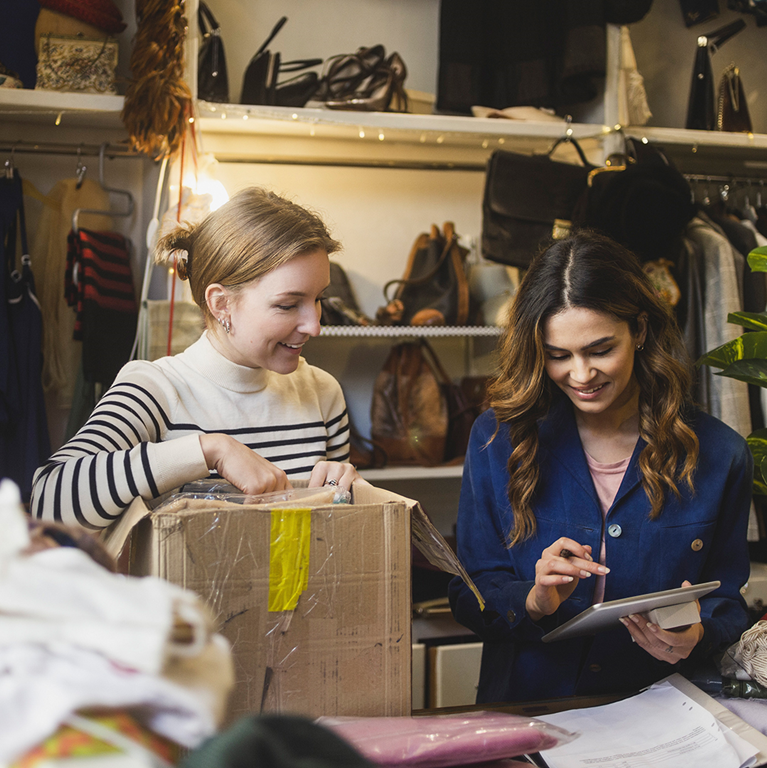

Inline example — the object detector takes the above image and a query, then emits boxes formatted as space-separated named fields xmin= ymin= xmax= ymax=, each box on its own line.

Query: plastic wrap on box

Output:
xmin=126 ymin=481 xmax=479 ymax=723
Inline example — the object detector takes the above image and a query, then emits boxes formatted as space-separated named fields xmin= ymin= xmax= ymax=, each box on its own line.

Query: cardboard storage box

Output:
xmin=106 ymin=482 xmax=480 ymax=724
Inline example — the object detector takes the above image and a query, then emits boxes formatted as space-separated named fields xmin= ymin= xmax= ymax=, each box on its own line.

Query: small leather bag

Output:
xmin=717 ymin=63 xmax=752 ymax=133
xmin=370 ymin=341 xmax=448 ymax=467
xmin=197 ymin=2 xmax=229 ymax=103
xmin=481 ymin=141 xmax=593 ymax=269
xmin=685 ymin=18 xmax=745 ymax=130
xmin=240 ymin=16 xmax=323 ymax=107
xmin=377 ymin=223 xmax=471 ymax=327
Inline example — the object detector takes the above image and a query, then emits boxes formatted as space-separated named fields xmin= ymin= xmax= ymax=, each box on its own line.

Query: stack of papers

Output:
xmin=535 ymin=674 xmax=767 ymax=768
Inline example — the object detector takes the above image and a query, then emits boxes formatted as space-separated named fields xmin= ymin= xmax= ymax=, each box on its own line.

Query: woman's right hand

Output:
xmin=199 ymin=434 xmax=291 ymax=495
xmin=525 ymin=537 xmax=609 ymax=622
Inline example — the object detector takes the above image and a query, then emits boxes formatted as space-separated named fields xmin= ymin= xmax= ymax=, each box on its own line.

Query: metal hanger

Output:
xmin=4 ymin=145 xmax=16 ymax=179
xmin=75 ymin=145 xmax=87 ymax=190
xmin=72 ymin=142 xmax=134 ymax=232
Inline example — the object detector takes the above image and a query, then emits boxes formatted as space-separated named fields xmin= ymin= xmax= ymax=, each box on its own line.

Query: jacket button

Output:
xmin=507 ymin=610 xmax=516 ymax=623
xmin=608 ymin=523 xmax=622 ymax=538
xmin=589 ymin=664 xmax=602 ymax=673
xmin=691 ymin=539 xmax=704 ymax=551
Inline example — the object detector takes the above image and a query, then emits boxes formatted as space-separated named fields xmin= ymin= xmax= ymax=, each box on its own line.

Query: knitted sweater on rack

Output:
xmin=30 ymin=332 xmax=351 ymax=530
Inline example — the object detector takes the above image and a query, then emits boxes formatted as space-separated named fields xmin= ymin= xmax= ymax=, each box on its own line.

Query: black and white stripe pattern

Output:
xmin=30 ymin=335 xmax=350 ymax=529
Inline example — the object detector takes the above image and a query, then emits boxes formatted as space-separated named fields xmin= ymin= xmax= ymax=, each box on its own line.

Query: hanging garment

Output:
xmin=0 ymin=173 xmax=51 ymax=502
xmin=31 ymin=178 xmax=111 ymax=409
xmin=65 ymin=228 xmax=137 ymax=389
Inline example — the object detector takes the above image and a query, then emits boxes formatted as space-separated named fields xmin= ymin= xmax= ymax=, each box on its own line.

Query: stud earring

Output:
xmin=219 ymin=316 xmax=231 ymax=335
xmin=635 ymin=343 xmax=644 ymax=351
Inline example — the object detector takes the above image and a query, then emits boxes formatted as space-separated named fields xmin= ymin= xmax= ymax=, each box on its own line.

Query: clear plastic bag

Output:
xmin=315 ymin=712 xmax=577 ymax=767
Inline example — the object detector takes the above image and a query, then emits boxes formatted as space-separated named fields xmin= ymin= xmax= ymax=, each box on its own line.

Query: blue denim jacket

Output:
xmin=449 ymin=399 xmax=752 ymax=703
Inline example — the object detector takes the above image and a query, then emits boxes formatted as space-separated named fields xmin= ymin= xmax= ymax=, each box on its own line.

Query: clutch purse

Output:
xmin=36 ymin=34 xmax=118 ymax=95
xmin=717 ymin=63 xmax=752 ymax=133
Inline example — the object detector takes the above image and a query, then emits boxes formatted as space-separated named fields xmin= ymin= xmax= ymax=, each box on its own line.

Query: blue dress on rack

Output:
xmin=0 ymin=172 xmax=51 ymax=502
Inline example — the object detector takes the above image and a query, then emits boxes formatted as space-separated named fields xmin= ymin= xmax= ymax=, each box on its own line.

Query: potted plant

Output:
xmin=698 ymin=245 xmax=767 ymax=493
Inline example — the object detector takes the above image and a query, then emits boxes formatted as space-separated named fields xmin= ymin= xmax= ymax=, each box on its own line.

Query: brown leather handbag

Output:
xmin=370 ymin=341 xmax=448 ymax=466
xmin=370 ymin=340 xmax=480 ymax=466
xmin=377 ymin=223 xmax=471 ymax=327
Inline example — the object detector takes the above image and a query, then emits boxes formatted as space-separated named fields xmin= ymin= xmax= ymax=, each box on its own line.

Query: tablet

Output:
xmin=541 ymin=580 xmax=720 ymax=643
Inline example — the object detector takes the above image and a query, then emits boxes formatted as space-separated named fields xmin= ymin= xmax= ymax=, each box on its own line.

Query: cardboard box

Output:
xmin=106 ymin=483 xmax=481 ymax=725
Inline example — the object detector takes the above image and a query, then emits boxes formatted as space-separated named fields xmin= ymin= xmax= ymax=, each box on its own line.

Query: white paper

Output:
xmin=536 ymin=682 xmax=759 ymax=768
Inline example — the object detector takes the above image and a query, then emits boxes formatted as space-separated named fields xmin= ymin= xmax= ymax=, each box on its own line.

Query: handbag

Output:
xmin=685 ymin=18 xmax=745 ymax=130
xmin=717 ymin=63 xmax=752 ymax=133
xmin=370 ymin=341 xmax=448 ymax=467
xmin=320 ymin=262 xmax=373 ymax=326
xmin=36 ymin=34 xmax=118 ymax=94
xmin=197 ymin=2 xmax=229 ymax=103
xmin=240 ymin=17 xmax=323 ymax=107
xmin=481 ymin=141 xmax=593 ymax=269
xmin=377 ymin=222 xmax=471 ymax=327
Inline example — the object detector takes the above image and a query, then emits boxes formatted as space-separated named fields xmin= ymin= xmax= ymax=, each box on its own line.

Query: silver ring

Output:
xmin=327 ymin=479 xmax=338 ymax=486
xmin=665 ymin=645 xmax=674 ymax=654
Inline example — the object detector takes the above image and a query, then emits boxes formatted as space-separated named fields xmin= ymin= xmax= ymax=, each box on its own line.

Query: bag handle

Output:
xmin=255 ymin=16 xmax=288 ymax=57
xmin=707 ymin=18 xmax=746 ymax=52
xmin=198 ymin=2 xmax=220 ymax=35
xmin=547 ymin=135 xmax=590 ymax=167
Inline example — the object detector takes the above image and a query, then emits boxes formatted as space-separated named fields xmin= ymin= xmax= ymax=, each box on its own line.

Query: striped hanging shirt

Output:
xmin=30 ymin=332 xmax=351 ymax=529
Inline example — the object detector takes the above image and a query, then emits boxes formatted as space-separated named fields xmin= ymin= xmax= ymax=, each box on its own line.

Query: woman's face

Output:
xmin=542 ymin=306 xmax=646 ymax=422
xmin=215 ymin=248 xmax=330 ymax=374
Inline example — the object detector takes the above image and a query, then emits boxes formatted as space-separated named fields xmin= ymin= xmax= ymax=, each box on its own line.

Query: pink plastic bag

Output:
xmin=316 ymin=712 xmax=576 ymax=767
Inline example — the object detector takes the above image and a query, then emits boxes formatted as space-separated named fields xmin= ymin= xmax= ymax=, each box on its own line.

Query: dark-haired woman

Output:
xmin=30 ymin=187 xmax=360 ymax=529
xmin=449 ymin=230 xmax=752 ymax=702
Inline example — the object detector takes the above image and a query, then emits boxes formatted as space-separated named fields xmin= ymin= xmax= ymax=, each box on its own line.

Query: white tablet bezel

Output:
xmin=541 ymin=580 xmax=721 ymax=643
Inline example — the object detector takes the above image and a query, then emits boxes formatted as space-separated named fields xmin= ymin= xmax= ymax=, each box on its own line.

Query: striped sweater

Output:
xmin=30 ymin=332 xmax=351 ymax=529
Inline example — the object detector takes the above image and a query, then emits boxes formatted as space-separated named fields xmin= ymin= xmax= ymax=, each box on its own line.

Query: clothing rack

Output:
xmin=0 ymin=140 xmax=143 ymax=159
xmin=683 ymin=173 xmax=766 ymax=186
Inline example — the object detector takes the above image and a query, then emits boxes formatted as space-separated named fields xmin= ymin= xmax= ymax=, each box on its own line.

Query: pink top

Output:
xmin=584 ymin=452 xmax=631 ymax=604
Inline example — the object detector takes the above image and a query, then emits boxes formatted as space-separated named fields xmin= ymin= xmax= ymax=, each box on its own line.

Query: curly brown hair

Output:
xmin=489 ymin=230 xmax=699 ymax=545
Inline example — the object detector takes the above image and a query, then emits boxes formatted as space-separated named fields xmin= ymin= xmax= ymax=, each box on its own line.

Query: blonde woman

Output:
xmin=31 ymin=188 xmax=358 ymax=529
xmin=449 ymin=230 xmax=752 ymax=702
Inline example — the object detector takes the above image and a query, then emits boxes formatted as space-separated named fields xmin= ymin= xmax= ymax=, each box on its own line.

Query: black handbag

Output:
xmin=717 ymin=63 xmax=752 ymax=133
xmin=481 ymin=141 xmax=593 ymax=269
xmin=240 ymin=17 xmax=323 ymax=107
xmin=197 ymin=2 xmax=229 ymax=103
xmin=685 ymin=18 xmax=745 ymax=130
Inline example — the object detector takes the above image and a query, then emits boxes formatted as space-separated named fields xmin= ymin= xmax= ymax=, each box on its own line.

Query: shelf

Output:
xmin=625 ymin=125 xmax=767 ymax=177
xmin=360 ymin=464 xmax=463 ymax=481
xmin=195 ymin=101 xmax=612 ymax=169
xmin=319 ymin=325 xmax=502 ymax=338
xmin=0 ymin=88 xmax=126 ymax=129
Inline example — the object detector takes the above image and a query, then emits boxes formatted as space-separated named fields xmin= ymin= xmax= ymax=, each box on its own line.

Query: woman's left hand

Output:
xmin=308 ymin=461 xmax=363 ymax=494
xmin=619 ymin=580 xmax=704 ymax=663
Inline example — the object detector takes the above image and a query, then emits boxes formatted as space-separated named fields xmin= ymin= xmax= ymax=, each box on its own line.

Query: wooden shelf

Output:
xmin=0 ymin=89 xmax=125 ymax=129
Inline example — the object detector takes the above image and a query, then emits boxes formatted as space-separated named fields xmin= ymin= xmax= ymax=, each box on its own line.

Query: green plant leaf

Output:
xmin=715 ymin=359 xmax=767 ymax=387
xmin=747 ymin=246 xmax=767 ymax=273
xmin=727 ymin=311 xmax=767 ymax=332
xmin=697 ymin=332 xmax=767 ymax=370
xmin=747 ymin=429 xmax=767 ymax=495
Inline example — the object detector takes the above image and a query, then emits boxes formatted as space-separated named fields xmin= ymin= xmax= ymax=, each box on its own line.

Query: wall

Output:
xmin=631 ymin=0 xmax=767 ymax=133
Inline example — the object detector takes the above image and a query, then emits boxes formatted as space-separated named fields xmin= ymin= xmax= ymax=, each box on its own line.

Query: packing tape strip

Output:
xmin=268 ymin=508 xmax=311 ymax=612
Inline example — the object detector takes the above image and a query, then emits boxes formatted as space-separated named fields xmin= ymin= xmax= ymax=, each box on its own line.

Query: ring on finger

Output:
xmin=327 ymin=479 xmax=338 ymax=486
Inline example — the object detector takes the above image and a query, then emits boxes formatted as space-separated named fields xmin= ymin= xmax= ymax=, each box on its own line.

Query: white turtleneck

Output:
xmin=30 ymin=332 xmax=350 ymax=529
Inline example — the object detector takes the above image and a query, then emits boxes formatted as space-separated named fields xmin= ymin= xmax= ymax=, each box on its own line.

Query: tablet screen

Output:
xmin=541 ymin=580 xmax=720 ymax=643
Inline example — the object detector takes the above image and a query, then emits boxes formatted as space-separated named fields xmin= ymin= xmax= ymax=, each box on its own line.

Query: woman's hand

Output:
xmin=308 ymin=461 xmax=362 ymax=494
xmin=525 ymin=537 xmax=609 ymax=622
xmin=200 ymin=434 xmax=291 ymax=494
xmin=619 ymin=580 xmax=705 ymax=662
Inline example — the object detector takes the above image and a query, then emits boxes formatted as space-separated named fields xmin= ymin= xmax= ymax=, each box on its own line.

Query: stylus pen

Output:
xmin=523 ymin=753 xmax=552 ymax=768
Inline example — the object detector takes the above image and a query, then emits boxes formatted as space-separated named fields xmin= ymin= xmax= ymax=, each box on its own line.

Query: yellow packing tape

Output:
xmin=268 ymin=508 xmax=311 ymax=612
